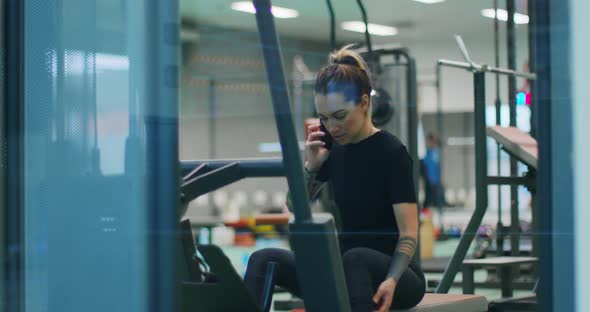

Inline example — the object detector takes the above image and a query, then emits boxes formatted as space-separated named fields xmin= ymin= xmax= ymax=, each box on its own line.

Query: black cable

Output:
xmin=325 ymin=0 xmax=336 ymax=51
xmin=355 ymin=0 xmax=373 ymax=60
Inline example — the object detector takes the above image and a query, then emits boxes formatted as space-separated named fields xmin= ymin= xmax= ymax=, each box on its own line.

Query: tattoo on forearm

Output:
xmin=285 ymin=170 xmax=326 ymax=211
xmin=396 ymin=236 xmax=418 ymax=257
xmin=306 ymin=171 xmax=326 ymax=200
xmin=387 ymin=236 xmax=418 ymax=282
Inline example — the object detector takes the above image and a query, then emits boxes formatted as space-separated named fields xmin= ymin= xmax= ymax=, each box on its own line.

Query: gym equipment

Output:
xmin=433 ymin=34 xmax=541 ymax=312
xmin=462 ymin=257 xmax=538 ymax=298
xmin=182 ymin=243 xmax=275 ymax=311
xmin=371 ymin=87 xmax=395 ymax=126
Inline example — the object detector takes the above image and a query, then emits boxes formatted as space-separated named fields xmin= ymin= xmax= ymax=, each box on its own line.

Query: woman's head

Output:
xmin=314 ymin=45 xmax=374 ymax=145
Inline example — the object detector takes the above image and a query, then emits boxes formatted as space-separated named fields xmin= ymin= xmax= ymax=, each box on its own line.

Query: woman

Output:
xmin=244 ymin=45 xmax=425 ymax=312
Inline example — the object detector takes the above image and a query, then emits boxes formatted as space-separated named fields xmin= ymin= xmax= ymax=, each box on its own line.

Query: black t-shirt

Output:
xmin=316 ymin=130 xmax=416 ymax=255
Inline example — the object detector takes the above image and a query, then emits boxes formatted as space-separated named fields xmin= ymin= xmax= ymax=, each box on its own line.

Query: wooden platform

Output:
xmin=487 ymin=126 xmax=538 ymax=169
xmin=284 ymin=294 xmax=488 ymax=312
xmin=398 ymin=294 xmax=488 ymax=312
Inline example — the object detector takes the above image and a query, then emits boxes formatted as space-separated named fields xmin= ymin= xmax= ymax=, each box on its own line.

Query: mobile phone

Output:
xmin=319 ymin=121 xmax=333 ymax=150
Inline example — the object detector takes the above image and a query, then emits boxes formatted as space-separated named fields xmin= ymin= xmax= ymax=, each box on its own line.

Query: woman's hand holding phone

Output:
xmin=304 ymin=123 xmax=331 ymax=172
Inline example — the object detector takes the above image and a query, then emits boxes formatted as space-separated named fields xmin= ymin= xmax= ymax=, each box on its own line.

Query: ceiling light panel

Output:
xmin=230 ymin=1 xmax=299 ymax=19
xmin=413 ymin=0 xmax=446 ymax=4
xmin=341 ymin=21 xmax=398 ymax=36
xmin=481 ymin=8 xmax=529 ymax=24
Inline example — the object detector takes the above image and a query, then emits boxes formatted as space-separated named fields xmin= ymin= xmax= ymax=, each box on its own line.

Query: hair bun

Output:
xmin=329 ymin=44 xmax=369 ymax=72
xmin=334 ymin=56 xmax=358 ymax=66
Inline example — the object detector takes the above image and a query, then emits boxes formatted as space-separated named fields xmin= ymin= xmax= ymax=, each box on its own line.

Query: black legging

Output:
xmin=244 ymin=247 xmax=425 ymax=312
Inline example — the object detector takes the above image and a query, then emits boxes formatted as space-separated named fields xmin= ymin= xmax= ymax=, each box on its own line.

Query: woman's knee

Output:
xmin=342 ymin=247 xmax=373 ymax=268
xmin=247 ymin=248 xmax=292 ymax=270
xmin=392 ymin=269 xmax=426 ymax=309
xmin=247 ymin=248 xmax=274 ymax=269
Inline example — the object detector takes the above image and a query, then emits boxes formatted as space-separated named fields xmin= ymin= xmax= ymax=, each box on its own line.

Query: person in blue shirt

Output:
xmin=421 ymin=133 xmax=447 ymax=209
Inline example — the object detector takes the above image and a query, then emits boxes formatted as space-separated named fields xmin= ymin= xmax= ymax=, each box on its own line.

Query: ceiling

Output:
xmin=180 ymin=0 xmax=529 ymax=43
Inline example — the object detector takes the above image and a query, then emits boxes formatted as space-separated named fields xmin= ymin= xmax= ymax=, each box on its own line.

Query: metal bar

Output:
xmin=406 ymin=55 xmax=421 ymax=264
xmin=435 ymin=63 xmax=444 ymax=232
xmin=4 ymin=0 xmax=24 ymax=310
xmin=487 ymin=176 xmax=530 ymax=186
xmin=528 ymin=0 xmax=537 ymax=139
xmin=507 ymin=0 xmax=521 ymax=257
xmin=208 ymin=79 xmax=217 ymax=159
xmin=546 ymin=0 xmax=575 ymax=310
xmin=436 ymin=63 xmax=443 ymax=176
xmin=494 ymin=0 xmax=501 ymax=109
xmin=180 ymin=158 xmax=284 ymax=178
xmin=500 ymin=266 xmax=514 ymax=298
xmin=507 ymin=0 xmax=517 ymax=128
xmin=124 ymin=0 xmax=143 ymax=176
xmin=495 ymin=155 xmax=503 ymax=259
xmin=382 ymin=62 xmax=410 ymax=68
xmin=462 ymin=113 xmax=470 ymax=190
xmin=407 ymin=57 xmax=419 ymax=193
xmin=454 ymin=34 xmax=476 ymax=67
xmin=145 ymin=1 xmax=179 ymax=311
xmin=462 ymin=266 xmax=475 ymax=294
xmin=325 ymin=0 xmax=336 ymax=51
xmin=528 ymin=0 xmax=540 ymax=268
xmin=435 ymin=64 xmax=444 ymax=169
xmin=181 ymin=163 xmax=242 ymax=204
xmin=493 ymin=0 xmax=504 ymax=258
xmin=533 ymin=1 xmax=552 ymax=310
xmin=253 ymin=0 xmax=311 ymax=223
xmin=261 ymin=262 xmax=278 ymax=312
xmin=364 ymin=47 xmax=407 ymax=55
xmin=182 ymin=163 xmax=210 ymax=182
xmin=437 ymin=59 xmax=536 ymax=79
xmin=437 ymin=72 xmax=487 ymax=293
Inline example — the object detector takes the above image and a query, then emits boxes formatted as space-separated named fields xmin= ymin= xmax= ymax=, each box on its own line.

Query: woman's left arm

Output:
xmin=372 ymin=202 xmax=418 ymax=312
xmin=388 ymin=202 xmax=419 ymax=281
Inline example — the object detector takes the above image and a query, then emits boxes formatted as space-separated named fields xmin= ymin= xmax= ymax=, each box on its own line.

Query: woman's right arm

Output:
xmin=285 ymin=124 xmax=331 ymax=211
xmin=284 ymin=170 xmax=327 ymax=212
